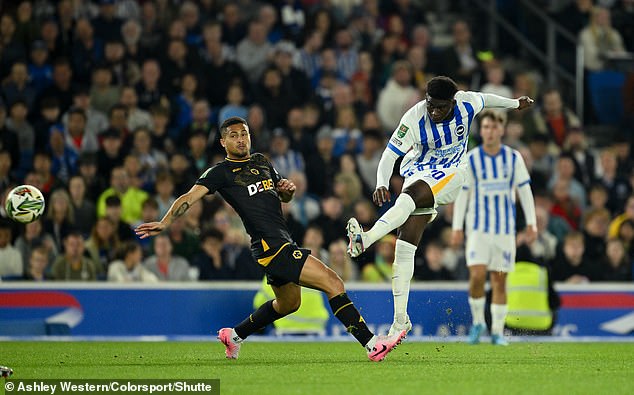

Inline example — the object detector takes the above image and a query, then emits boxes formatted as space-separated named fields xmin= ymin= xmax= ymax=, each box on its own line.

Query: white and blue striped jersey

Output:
xmin=386 ymin=91 xmax=486 ymax=177
xmin=462 ymin=145 xmax=531 ymax=235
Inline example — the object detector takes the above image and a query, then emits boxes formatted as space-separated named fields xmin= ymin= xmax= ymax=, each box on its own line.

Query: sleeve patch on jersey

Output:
xmin=397 ymin=124 xmax=409 ymax=138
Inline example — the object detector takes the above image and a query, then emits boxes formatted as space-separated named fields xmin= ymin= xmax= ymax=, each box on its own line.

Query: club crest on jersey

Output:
xmin=397 ymin=124 xmax=409 ymax=138
xmin=247 ymin=178 xmax=274 ymax=196
xmin=293 ymin=250 xmax=303 ymax=259
xmin=455 ymin=124 xmax=466 ymax=136
xmin=250 ymin=168 xmax=260 ymax=175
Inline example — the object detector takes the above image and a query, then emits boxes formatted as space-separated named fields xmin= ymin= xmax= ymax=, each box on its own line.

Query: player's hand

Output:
xmin=135 ymin=222 xmax=166 ymax=239
xmin=276 ymin=179 xmax=296 ymax=194
xmin=524 ymin=225 xmax=537 ymax=245
xmin=373 ymin=186 xmax=391 ymax=206
xmin=517 ymin=96 xmax=534 ymax=110
xmin=450 ymin=230 xmax=464 ymax=247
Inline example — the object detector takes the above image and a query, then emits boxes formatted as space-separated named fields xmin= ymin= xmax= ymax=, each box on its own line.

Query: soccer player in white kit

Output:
xmin=451 ymin=110 xmax=537 ymax=345
xmin=346 ymin=76 xmax=534 ymax=336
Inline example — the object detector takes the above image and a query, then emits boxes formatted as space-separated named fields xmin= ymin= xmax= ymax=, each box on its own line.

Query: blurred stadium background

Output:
xmin=1 ymin=0 xmax=633 ymax=347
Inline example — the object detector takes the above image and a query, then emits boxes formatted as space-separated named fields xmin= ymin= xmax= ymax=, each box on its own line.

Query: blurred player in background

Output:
xmin=136 ymin=117 xmax=405 ymax=362
xmin=451 ymin=110 xmax=537 ymax=345
xmin=346 ymin=76 xmax=533 ymax=336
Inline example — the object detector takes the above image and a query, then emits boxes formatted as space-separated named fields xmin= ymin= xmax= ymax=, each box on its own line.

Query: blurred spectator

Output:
xmin=528 ymin=134 xmax=557 ymax=185
xmin=333 ymin=171 xmax=363 ymax=220
xmin=610 ymin=195 xmax=634 ymax=239
xmin=51 ymin=230 xmax=97 ymax=281
xmin=416 ymin=240 xmax=454 ymax=281
xmin=64 ymin=107 xmax=99 ymax=155
xmin=310 ymin=196 xmax=347 ymax=247
xmin=43 ymin=188 xmax=75 ymax=252
xmin=0 ymin=218 xmax=23 ymax=278
xmin=328 ymin=239 xmax=358 ymax=282
xmin=528 ymin=206 xmax=558 ymax=265
xmin=191 ymin=228 xmax=233 ymax=280
xmin=557 ymin=0 xmax=593 ymax=35
xmin=295 ymin=30 xmax=323 ymax=81
xmin=0 ymin=151 xmax=14 ymax=191
xmin=0 ymin=14 xmax=26 ymax=81
xmin=2 ymin=62 xmax=36 ymax=111
xmin=305 ymin=126 xmax=339 ymax=197
xmin=136 ymin=59 xmax=168 ymax=111
xmin=548 ymin=154 xmax=587 ymax=208
xmin=159 ymin=217 xmax=200 ymax=262
xmin=68 ymin=175 xmax=96 ymax=237
xmin=331 ymin=107 xmax=363 ymax=158
xmin=85 ymin=217 xmax=119 ymax=276
xmin=14 ymin=1 xmax=39 ymax=49
xmin=552 ymin=231 xmax=598 ymax=283
xmin=481 ymin=62 xmax=513 ymax=99
xmin=97 ymin=166 xmax=149 ymax=225
xmin=72 ymin=17 xmax=104 ymax=85
xmin=143 ymin=233 xmax=191 ymax=281
xmin=131 ymin=127 xmax=168 ymax=187
xmin=274 ymin=41 xmax=312 ymax=106
xmin=169 ymin=151 xmax=198 ymax=196
xmin=270 ymin=128 xmax=305 ymax=176
xmin=171 ymin=73 xmax=197 ymax=132
xmin=596 ymin=149 xmax=632 ymax=214
xmin=255 ymin=67 xmax=295 ymax=129
xmin=550 ymin=179 xmax=583 ymax=230
xmin=38 ymin=58 xmax=76 ymax=114
xmin=162 ymin=39 xmax=198 ymax=97
xmin=25 ymin=246 xmax=53 ymax=281
xmin=287 ymin=171 xmax=320 ymax=227
xmin=561 ymin=127 xmax=597 ymax=188
xmin=108 ymin=240 xmax=158 ymax=283
xmin=588 ymin=183 xmax=610 ymax=212
xmin=121 ymin=18 xmax=143 ymax=62
xmin=103 ymin=39 xmax=139 ymax=86
xmin=442 ymin=20 xmax=481 ymax=87
xmin=6 ymin=101 xmax=34 ymax=165
xmin=582 ymin=207 xmax=611 ymax=262
xmin=97 ymin=126 xmax=125 ymax=181
xmin=218 ymin=83 xmax=248 ymax=128
xmin=27 ymin=40 xmax=53 ymax=96
xmin=236 ymin=20 xmax=272 ymax=85
xmin=362 ymin=234 xmax=396 ymax=282
xmin=302 ymin=224 xmax=329 ymax=263
xmin=15 ymin=219 xmax=58 ymax=272
xmin=89 ymin=65 xmax=121 ymax=114
xmin=32 ymin=151 xmax=60 ymax=195
xmin=92 ymin=0 xmax=123 ymax=40
xmin=376 ymin=60 xmax=416 ymax=132
xmin=356 ymin=129 xmax=383 ymax=193
xmin=62 ymin=88 xmax=109 ymax=140
xmin=220 ymin=2 xmax=247 ymax=47
xmin=602 ymin=238 xmax=632 ymax=281
xmin=77 ymin=152 xmax=105 ymax=202
xmin=48 ymin=125 xmax=78 ymax=184
xmin=120 ymin=86 xmax=153 ymax=131
xmin=579 ymin=6 xmax=628 ymax=71
xmin=523 ymin=88 xmax=581 ymax=148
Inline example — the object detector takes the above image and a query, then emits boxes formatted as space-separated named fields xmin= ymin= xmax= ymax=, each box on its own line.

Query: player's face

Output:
xmin=479 ymin=117 xmax=504 ymax=148
xmin=221 ymin=123 xmax=251 ymax=159
xmin=426 ymin=95 xmax=454 ymax=123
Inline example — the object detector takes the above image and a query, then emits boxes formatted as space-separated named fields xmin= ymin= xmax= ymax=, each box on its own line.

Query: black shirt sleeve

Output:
xmin=195 ymin=163 xmax=226 ymax=194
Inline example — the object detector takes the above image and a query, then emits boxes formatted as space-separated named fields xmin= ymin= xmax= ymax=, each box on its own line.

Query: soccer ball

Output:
xmin=5 ymin=185 xmax=46 ymax=224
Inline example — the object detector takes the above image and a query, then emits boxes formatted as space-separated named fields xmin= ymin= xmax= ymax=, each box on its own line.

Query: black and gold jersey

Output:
xmin=195 ymin=153 xmax=292 ymax=258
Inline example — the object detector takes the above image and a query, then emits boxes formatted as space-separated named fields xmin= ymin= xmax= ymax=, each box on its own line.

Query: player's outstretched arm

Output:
xmin=135 ymin=184 xmax=209 ymax=239
xmin=481 ymin=93 xmax=534 ymax=110
xmin=276 ymin=178 xmax=296 ymax=203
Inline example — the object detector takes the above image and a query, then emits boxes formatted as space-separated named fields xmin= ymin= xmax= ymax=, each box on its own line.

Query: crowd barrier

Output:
xmin=1 ymin=283 xmax=633 ymax=337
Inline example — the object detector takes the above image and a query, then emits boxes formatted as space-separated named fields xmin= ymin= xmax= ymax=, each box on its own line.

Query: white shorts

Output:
xmin=402 ymin=166 xmax=467 ymax=219
xmin=465 ymin=232 xmax=516 ymax=272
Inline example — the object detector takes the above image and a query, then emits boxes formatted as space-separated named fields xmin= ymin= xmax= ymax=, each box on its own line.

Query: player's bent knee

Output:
xmin=325 ymin=271 xmax=345 ymax=296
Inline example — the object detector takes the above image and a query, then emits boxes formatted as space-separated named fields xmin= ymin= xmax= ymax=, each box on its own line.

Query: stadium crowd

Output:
xmin=0 ymin=0 xmax=633 ymax=283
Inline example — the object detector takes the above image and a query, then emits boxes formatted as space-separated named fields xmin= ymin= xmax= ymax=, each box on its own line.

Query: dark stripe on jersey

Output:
xmin=463 ymin=102 xmax=475 ymax=132
xmin=429 ymin=117 xmax=442 ymax=148
xmin=479 ymin=146 xmax=487 ymax=180
xmin=491 ymin=154 xmax=498 ymax=178
xmin=504 ymin=195 xmax=510 ymax=234
xmin=510 ymin=151 xmax=517 ymax=188
xmin=418 ymin=115 xmax=429 ymax=163
xmin=484 ymin=195 xmax=490 ymax=233
xmin=388 ymin=142 xmax=406 ymax=156
xmin=442 ymin=120 xmax=452 ymax=145
xmin=501 ymin=146 xmax=508 ymax=176
xmin=494 ymin=194 xmax=500 ymax=234
xmin=469 ymin=154 xmax=479 ymax=231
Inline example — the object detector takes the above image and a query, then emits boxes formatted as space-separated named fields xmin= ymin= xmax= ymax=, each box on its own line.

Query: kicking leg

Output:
xmin=300 ymin=255 xmax=405 ymax=361
xmin=218 ymin=282 xmax=301 ymax=359
xmin=490 ymin=271 xmax=509 ymax=345
xmin=388 ymin=214 xmax=431 ymax=336
xmin=467 ymin=265 xmax=487 ymax=344
xmin=347 ymin=180 xmax=434 ymax=257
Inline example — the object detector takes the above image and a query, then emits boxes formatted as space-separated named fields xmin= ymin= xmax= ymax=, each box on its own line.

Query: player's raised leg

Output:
xmin=467 ymin=265 xmax=487 ymax=344
xmin=218 ymin=282 xmax=301 ymax=359
xmin=490 ymin=271 xmax=509 ymax=346
xmin=299 ymin=255 xmax=406 ymax=361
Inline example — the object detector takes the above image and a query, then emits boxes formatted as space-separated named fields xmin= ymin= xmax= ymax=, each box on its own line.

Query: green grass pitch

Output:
xmin=2 ymin=341 xmax=633 ymax=395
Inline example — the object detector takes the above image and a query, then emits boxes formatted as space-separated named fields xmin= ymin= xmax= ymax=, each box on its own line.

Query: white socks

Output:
xmin=365 ymin=336 xmax=377 ymax=351
xmin=392 ymin=239 xmax=417 ymax=321
xmin=491 ymin=304 xmax=508 ymax=336
xmin=364 ymin=194 xmax=416 ymax=247
xmin=468 ymin=297 xmax=486 ymax=326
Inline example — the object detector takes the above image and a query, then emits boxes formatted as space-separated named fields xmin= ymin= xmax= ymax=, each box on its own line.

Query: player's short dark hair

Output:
xmin=220 ymin=116 xmax=247 ymax=138
xmin=427 ymin=76 xmax=458 ymax=100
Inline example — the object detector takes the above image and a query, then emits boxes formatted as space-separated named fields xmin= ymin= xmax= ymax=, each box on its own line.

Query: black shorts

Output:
xmin=257 ymin=243 xmax=310 ymax=287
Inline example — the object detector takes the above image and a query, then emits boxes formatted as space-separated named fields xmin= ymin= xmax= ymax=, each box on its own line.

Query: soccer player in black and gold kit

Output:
xmin=135 ymin=117 xmax=405 ymax=361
